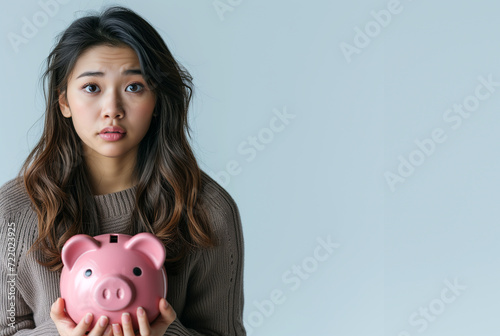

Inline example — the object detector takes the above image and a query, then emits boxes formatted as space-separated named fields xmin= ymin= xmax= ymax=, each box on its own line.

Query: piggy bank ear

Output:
xmin=124 ymin=233 xmax=166 ymax=270
xmin=61 ymin=234 xmax=101 ymax=271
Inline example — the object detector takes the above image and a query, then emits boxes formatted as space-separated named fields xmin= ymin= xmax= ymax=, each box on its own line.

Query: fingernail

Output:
xmin=112 ymin=324 xmax=121 ymax=333
xmin=85 ymin=313 xmax=92 ymax=325
xmin=137 ymin=307 xmax=145 ymax=316
xmin=162 ymin=299 xmax=168 ymax=309
xmin=122 ymin=312 xmax=131 ymax=323
xmin=99 ymin=315 xmax=108 ymax=327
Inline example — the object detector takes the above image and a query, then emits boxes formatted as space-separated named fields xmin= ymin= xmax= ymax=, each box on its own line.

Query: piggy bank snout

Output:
xmin=93 ymin=275 xmax=135 ymax=311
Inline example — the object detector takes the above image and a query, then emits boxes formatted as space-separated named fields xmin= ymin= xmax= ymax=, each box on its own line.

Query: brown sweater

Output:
xmin=0 ymin=173 xmax=246 ymax=335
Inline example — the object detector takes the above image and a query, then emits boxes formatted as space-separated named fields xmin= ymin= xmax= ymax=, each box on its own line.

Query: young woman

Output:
xmin=0 ymin=6 xmax=246 ymax=336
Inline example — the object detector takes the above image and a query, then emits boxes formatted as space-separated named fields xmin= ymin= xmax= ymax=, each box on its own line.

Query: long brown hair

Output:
xmin=18 ymin=6 xmax=216 ymax=274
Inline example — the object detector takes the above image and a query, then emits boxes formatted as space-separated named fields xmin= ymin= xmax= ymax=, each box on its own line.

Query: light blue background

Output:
xmin=1 ymin=0 xmax=499 ymax=335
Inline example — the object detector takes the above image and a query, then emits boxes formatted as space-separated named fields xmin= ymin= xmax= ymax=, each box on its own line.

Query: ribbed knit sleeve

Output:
xmin=164 ymin=176 xmax=246 ymax=335
xmin=0 ymin=178 xmax=60 ymax=336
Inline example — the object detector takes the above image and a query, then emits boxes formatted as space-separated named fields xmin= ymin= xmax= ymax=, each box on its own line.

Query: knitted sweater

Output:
xmin=0 ymin=173 xmax=246 ymax=336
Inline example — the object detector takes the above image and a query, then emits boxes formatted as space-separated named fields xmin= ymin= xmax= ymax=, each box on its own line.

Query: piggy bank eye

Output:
xmin=84 ymin=269 xmax=92 ymax=277
xmin=133 ymin=267 xmax=142 ymax=276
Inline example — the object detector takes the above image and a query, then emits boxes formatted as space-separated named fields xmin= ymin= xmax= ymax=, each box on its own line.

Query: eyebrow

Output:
xmin=76 ymin=69 xmax=143 ymax=79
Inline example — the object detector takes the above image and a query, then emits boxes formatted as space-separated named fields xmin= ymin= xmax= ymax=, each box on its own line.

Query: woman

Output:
xmin=0 ymin=6 xmax=246 ymax=336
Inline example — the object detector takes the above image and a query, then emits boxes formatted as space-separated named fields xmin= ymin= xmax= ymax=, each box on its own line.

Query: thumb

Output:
xmin=50 ymin=298 xmax=65 ymax=319
xmin=50 ymin=298 xmax=76 ymax=326
xmin=157 ymin=298 xmax=177 ymax=327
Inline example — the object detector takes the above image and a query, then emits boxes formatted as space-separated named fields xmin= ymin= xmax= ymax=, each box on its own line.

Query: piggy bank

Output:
xmin=60 ymin=233 xmax=167 ymax=331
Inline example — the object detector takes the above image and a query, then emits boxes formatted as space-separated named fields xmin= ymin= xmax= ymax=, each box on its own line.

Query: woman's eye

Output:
xmin=81 ymin=83 xmax=144 ymax=93
xmin=83 ymin=83 xmax=100 ymax=93
xmin=126 ymin=83 xmax=144 ymax=93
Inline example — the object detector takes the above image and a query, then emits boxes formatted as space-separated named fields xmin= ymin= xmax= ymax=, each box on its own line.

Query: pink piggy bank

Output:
xmin=60 ymin=233 xmax=167 ymax=331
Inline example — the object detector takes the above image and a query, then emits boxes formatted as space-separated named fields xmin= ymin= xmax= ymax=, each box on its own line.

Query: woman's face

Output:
xmin=59 ymin=44 xmax=156 ymax=162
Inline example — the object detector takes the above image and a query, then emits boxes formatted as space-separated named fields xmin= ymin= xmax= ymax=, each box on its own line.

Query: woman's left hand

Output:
xmin=111 ymin=298 xmax=177 ymax=336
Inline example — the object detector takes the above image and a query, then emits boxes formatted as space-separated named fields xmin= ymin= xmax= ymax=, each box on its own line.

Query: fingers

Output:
xmin=117 ymin=308 xmax=152 ymax=336
xmin=72 ymin=313 xmax=93 ymax=336
xmin=89 ymin=313 xmax=135 ymax=336
xmin=103 ymin=325 xmax=113 ymax=336
xmin=51 ymin=298 xmax=93 ymax=336
xmin=111 ymin=323 xmax=123 ymax=336
xmin=120 ymin=313 xmax=135 ymax=336
xmin=87 ymin=315 xmax=110 ymax=336
xmin=51 ymin=298 xmax=113 ymax=336
xmin=113 ymin=302 xmax=176 ymax=336
xmin=52 ymin=302 xmax=173 ymax=336
xmin=136 ymin=307 xmax=151 ymax=336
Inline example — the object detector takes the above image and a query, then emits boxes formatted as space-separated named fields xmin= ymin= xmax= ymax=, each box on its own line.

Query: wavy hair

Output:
xmin=19 ymin=6 xmax=216 ymax=274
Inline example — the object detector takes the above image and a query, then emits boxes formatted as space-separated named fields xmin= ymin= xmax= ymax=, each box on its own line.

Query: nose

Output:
xmin=101 ymin=91 xmax=124 ymax=119
xmin=93 ymin=275 xmax=134 ymax=311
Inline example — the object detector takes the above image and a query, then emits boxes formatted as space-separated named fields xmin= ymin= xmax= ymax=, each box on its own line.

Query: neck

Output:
xmin=83 ymin=147 xmax=138 ymax=196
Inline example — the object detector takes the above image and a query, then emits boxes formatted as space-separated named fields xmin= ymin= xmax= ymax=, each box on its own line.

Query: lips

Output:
xmin=99 ymin=126 xmax=126 ymax=135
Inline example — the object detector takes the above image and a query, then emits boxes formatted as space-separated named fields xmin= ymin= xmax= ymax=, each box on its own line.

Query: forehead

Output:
xmin=69 ymin=45 xmax=141 ymax=80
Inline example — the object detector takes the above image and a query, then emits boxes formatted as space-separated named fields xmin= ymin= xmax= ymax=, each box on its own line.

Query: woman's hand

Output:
xmin=50 ymin=297 xmax=112 ymax=336
xmin=111 ymin=298 xmax=177 ymax=336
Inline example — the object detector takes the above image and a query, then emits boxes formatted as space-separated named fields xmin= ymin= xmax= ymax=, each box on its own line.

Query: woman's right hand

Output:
xmin=50 ymin=297 xmax=112 ymax=336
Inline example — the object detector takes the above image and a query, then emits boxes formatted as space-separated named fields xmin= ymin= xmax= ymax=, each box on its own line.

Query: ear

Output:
xmin=61 ymin=234 xmax=101 ymax=271
xmin=124 ymin=233 xmax=166 ymax=270
xmin=58 ymin=90 xmax=72 ymax=118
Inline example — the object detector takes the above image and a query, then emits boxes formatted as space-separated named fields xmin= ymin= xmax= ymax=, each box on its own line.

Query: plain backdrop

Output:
xmin=1 ymin=0 xmax=500 ymax=335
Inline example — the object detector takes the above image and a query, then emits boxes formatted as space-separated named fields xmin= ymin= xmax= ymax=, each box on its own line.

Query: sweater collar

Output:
xmin=92 ymin=185 xmax=137 ymax=219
